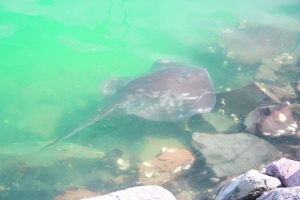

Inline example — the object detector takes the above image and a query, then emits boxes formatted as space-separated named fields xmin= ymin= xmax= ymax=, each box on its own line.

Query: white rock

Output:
xmin=215 ymin=169 xmax=281 ymax=200
xmin=81 ymin=185 xmax=176 ymax=200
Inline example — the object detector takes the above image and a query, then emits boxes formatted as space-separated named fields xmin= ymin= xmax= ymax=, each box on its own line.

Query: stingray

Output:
xmin=41 ymin=60 xmax=216 ymax=149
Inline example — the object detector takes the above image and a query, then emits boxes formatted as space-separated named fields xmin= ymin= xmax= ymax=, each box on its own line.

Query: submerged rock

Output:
xmin=54 ymin=187 xmax=99 ymax=200
xmin=215 ymin=170 xmax=281 ymax=200
xmin=261 ymin=158 xmax=300 ymax=187
xmin=81 ymin=185 xmax=176 ymax=200
xmin=254 ymin=65 xmax=276 ymax=82
xmin=221 ymin=25 xmax=299 ymax=65
xmin=261 ymin=58 xmax=282 ymax=71
xmin=273 ymin=53 xmax=298 ymax=68
xmin=138 ymin=147 xmax=195 ymax=185
xmin=244 ymin=102 xmax=298 ymax=138
xmin=213 ymin=82 xmax=281 ymax=119
xmin=200 ymin=112 xmax=240 ymax=133
xmin=269 ymin=86 xmax=297 ymax=102
xmin=192 ymin=132 xmax=278 ymax=177
xmin=290 ymin=103 xmax=300 ymax=123
xmin=213 ymin=158 xmax=300 ymax=200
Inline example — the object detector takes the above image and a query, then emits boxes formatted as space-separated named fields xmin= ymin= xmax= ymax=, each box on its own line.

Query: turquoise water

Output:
xmin=0 ymin=1 xmax=299 ymax=199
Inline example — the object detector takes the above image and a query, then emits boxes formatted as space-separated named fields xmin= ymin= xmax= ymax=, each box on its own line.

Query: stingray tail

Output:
xmin=41 ymin=107 xmax=114 ymax=150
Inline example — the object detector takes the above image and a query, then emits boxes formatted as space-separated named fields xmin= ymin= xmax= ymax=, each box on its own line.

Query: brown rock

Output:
xmin=269 ymin=86 xmax=297 ymax=102
xmin=138 ymin=147 xmax=195 ymax=185
xmin=244 ymin=102 xmax=298 ymax=137
xmin=282 ymin=144 xmax=300 ymax=159
xmin=54 ymin=187 xmax=99 ymax=200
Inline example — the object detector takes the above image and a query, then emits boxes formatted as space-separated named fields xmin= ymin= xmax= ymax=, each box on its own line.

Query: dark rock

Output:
xmin=279 ymin=143 xmax=300 ymax=160
xmin=138 ymin=147 xmax=195 ymax=185
xmin=290 ymin=104 xmax=300 ymax=126
xmin=192 ymin=132 xmax=279 ymax=177
xmin=257 ymin=186 xmax=300 ymax=200
xmin=213 ymin=82 xmax=281 ymax=119
xmin=244 ymin=102 xmax=298 ymax=137
xmin=215 ymin=170 xmax=281 ymax=200
xmin=261 ymin=158 xmax=300 ymax=187
xmin=81 ymin=185 xmax=176 ymax=200
xmin=269 ymin=86 xmax=297 ymax=102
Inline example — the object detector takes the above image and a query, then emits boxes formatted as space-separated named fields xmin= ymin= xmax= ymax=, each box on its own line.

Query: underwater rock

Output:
xmin=110 ymin=175 xmax=134 ymax=186
xmin=192 ymin=132 xmax=278 ymax=177
xmin=290 ymin=103 xmax=300 ymax=123
xmin=261 ymin=58 xmax=282 ymax=71
xmin=269 ymin=86 xmax=297 ymax=102
xmin=37 ymin=143 xmax=108 ymax=166
xmin=212 ymin=158 xmax=300 ymax=200
xmin=161 ymin=179 xmax=196 ymax=200
xmin=261 ymin=158 xmax=300 ymax=187
xmin=138 ymin=147 xmax=195 ymax=185
xmin=244 ymin=102 xmax=298 ymax=138
xmin=138 ymin=136 xmax=187 ymax=162
xmin=54 ymin=187 xmax=99 ymax=200
xmin=215 ymin=170 xmax=281 ymax=200
xmin=101 ymin=147 xmax=138 ymax=176
xmin=273 ymin=53 xmax=298 ymax=68
xmin=200 ymin=112 xmax=240 ymax=132
xmin=254 ymin=65 xmax=276 ymax=82
xmin=220 ymin=25 xmax=299 ymax=65
xmin=81 ymin=185 xmax=176 ymax=200
xmin=213 ymin=82 xmax=280 ymax=119
xmin=282 ymin=144 xmax=300 ymax=159
xmin=257 ymin=186 xmax=300 ymax=200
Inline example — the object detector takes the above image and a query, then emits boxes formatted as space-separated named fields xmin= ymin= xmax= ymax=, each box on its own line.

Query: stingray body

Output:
xmin=41 ymin=60 xmax=215 ymax=149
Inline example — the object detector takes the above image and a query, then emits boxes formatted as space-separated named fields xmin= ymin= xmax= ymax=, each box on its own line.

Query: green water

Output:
xmin=0 ymin=0 xmax=299 ymax=199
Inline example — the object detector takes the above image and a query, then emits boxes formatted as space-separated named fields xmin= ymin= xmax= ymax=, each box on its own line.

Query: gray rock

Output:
xmin=215 ymin=169 xmax=281 ymax=200
xmin=257 ymin=186 xmax=300 ymax=200
xmin=261 ymin=158 xmax=300 ymax=187
xmin=200 ymin=112 xmax=240 ymax=133
xmin=254 ymin=65 xmax=276 ymax=82
xmin=221 ymin=25 xmax=299 ymax=65
xmin=192 ymin=132 xmax=279 ymax=177
xmin=81 ymin=185 xmax=176 ymax=200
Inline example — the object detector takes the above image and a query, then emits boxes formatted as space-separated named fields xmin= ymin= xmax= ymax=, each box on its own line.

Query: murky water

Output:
xmin=0 ymin=0 xmax=299 ymax=199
